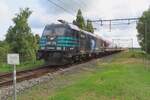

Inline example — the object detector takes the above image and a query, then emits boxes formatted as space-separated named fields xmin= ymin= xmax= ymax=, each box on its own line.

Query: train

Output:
xmin=37 ymin=20 xmax=120 ymax=65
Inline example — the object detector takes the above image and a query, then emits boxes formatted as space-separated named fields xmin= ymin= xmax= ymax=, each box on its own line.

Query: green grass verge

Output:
xmin=49 ymin=52 xmax=150 ymax=100
xmin=0 ymin=60 xmax=44 ymax=73
xmin=10 ymin=51 xmax=150 ymax=100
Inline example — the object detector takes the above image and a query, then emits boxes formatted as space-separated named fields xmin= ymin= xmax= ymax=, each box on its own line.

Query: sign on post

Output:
xmin=7 ymin=54 xmax=20 ymax=65
xmin=7 ymin=53 xmax=20 ymax=100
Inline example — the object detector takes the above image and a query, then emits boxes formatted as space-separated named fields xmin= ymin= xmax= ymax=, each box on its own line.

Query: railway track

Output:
xmin=0 ymin=50 xmax=122 ymax=87
xmin=0 ymin=65 xmax=61 ymax=87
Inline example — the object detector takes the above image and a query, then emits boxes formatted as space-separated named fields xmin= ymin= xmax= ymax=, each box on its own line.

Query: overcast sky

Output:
xmin=0 ymin=0 xmax=150 ymax=47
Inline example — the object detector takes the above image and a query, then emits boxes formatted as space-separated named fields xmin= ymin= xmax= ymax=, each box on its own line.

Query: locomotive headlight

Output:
xmin=50 ymin=37 xmax=55 ymax=40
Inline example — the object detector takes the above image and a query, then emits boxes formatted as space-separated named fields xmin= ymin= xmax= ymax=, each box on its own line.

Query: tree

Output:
xmin=73 ymin=9 xmax=94 ymax=33
xmin=86 ymin=20 xmax=94 ymax=33
xmin=0 ymin=41 xmax=10 ymax=63
xmin=34 ymin=34 xmax=40 ymax=51
xmin=5 ymin=8 xmax=37 ymax=62
xmin=136 ymin=8 xmax=150 ymax=54
xmin=73 ymin=9 xmax=85 ymax=30
xmin=35 ymin=34 xmax=40 ymax=44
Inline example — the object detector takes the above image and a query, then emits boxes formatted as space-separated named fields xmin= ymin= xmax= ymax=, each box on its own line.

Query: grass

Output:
xmin=0 ymin=60 xmax=44 ymax=73
xmin=10 ymin=51 xmax=150 ymax=100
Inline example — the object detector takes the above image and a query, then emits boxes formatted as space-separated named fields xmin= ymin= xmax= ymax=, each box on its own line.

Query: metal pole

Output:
xmin=112 ymin=39 xmax=113 ymax=48
xmin=109 ymin=20 xmax=111 ymax=32
xmin=131 ymin=38 xmax=133 ymax=51
xmin=13 ymin=64 xmax=16 ymax=100
xmin=145 ymin=22 xmax=147 ymax=54
xmin=144 ymin=21 xmax=148 ymax=69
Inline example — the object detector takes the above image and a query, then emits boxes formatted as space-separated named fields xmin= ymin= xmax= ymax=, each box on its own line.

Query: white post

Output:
xmin=13 ymin=64 xmax=16 ymax=100
xmin=7 ymin=54 xmax=19 ymax=100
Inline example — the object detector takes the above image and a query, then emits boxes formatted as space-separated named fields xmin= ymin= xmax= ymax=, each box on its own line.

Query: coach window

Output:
xmin=80 ymin=33 xmax=86 ymax=39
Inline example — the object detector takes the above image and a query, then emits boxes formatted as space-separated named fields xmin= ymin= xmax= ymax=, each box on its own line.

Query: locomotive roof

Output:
xmin=68 ymin=24 xmax=105 ymax=41
xmin=46 ymin=23 xmax=97 ymax=37
xmin=68 ymin=24 xmax=97 ymax=37
xmin=45 ymin=24 xmax=67 ymax=27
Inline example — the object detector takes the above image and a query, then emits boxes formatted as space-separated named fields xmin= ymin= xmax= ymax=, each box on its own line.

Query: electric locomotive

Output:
xmin=37 ymin=20 xmax=109 ymax=65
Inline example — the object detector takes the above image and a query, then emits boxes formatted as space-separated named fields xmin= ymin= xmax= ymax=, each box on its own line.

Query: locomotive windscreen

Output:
xmin=43 ymin=25 xmax=65 ymax=36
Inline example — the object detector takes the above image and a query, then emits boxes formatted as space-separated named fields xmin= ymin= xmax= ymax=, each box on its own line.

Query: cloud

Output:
xmin=0 ymin=0 xmax=150 ymax=47
xmin=0 ymin=1 xmax=13 ymax=40
xmin=38 ymin=0 xmax=91 ymax=16
xmin=83 ymin=0 xmax=150 ymax=20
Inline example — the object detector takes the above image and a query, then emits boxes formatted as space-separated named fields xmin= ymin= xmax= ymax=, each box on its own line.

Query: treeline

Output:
xmin=136 ymin=8 xmax=150 ymax=54
xmin=73 ymin=9 xmax=94 ymax=33
xmin=0 ymin=8 xmax=40 ymax=64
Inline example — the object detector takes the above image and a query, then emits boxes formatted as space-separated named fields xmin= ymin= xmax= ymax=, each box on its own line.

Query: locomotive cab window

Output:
xmin=43 ymin=26 xmax=65 ymax=36
xmin=55 ymin=27 xmax=65 ymax=35
xmin=43 ymin=29 xmax=53 ymax=36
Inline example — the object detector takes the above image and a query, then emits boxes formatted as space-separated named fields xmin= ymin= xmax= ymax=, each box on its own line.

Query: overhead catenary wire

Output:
xmin=97 ymin=21 xmax=137 ymax=26
xmin=56 ymin=0 xmax=77 ymax=13
xmin=47 ymin=0 xmax=91 ymax=24
xmin=47 ymin=0 xmax=75 ymax=17
xmin=90 ymin=18 xmax=140 ymax=31
xmin=90 ymin=18 xmax=140 ymax=22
